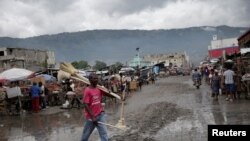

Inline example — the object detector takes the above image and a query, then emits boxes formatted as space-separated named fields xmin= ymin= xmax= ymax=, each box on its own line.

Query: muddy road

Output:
xmin=1 ymin=76 xmax=250 ymax=141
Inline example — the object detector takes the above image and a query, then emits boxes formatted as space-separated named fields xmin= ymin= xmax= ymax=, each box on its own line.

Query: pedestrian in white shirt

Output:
xmin=223 ymin=66 xmax=235 ymax=102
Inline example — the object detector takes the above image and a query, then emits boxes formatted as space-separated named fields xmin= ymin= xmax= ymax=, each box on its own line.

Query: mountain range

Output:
xmin=0 ymin=25 xmax=248 ymax=65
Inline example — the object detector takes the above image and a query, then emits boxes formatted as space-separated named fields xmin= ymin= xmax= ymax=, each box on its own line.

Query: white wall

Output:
xmin=210 ymin=38 xmax=238 ymax=49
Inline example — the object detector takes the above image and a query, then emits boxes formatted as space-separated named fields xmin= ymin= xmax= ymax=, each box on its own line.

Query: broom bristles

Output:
xmin=70 ymin=76 xmax=121 ymax=100
xmin=59 ymin=62 xmax=121 ymax=100
xmin=60 ymin=63 xmax=77 ymax=74
xmin=57 ymin=70 xmax=71 ymax=82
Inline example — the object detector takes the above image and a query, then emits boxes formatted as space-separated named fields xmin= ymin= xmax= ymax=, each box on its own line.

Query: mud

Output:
xmin=110 ymin=102 xmax=191 ymax=141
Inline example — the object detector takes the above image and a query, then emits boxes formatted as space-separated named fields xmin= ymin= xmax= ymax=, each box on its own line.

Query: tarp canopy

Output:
xmin=77 ymin=70 xmax=87 ymax=77
xmin=120 ymin=67 xmax=135 ymax=71
xmin=36 ymin=74 xmax=56 ymax=81
xmin=240 ymin=48 xmax=250 ymax=54
xmin=96 ymin=70 xmax=109 ymax=75
xmin=0 ymin=68 xmax=34 ymax=81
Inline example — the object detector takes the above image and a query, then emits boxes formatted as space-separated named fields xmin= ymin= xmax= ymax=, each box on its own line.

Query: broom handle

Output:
xmin=70 ymin=76 xmax=121 ymax=100
xmin=97 ymin=121 xmax=125 ymax=130
xmin=120 ymin=85 xmax=126 ymax=120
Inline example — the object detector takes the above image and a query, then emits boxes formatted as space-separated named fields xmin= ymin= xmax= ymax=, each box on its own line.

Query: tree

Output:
xmin=94 ymin=61 xmax=107 ymax=70
xmin=114 ymin=62 xmax=123 ymax=69
xmin=71 ymin=60 xmax=89 ymax=69
xmin=111 ymin=62 xmax=123 ymax=73
xmin=71 ymin=61 xmax=79 ymax=69
xmin=78 ymin=60 xmax=89 ymax=69
xmin=41 ymin=60 xmax=48 ymax=68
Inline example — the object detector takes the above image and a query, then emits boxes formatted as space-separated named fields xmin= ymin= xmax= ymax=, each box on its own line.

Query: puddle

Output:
xmin=154 ymin=117 xmax=205 ymax=141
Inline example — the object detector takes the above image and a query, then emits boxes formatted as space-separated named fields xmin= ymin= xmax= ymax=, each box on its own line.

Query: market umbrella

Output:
xmin=37 ymin=74 xmax=56 ymax=81
xmin=225 ymin=59 xmax=233 ymax=63
xmin=0 ymin=68 xmax=34 ymax=81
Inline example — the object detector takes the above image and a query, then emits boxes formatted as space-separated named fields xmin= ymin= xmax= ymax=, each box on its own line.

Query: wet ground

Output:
xmin=1 ymin=76 xmax=250 ymax=141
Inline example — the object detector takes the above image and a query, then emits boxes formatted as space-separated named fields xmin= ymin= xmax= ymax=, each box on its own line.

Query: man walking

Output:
xmin=39 ymin=82 xmax=46 ymax=109
xmin=81 ymin=73 xmax=108 ymax=141
xmin=223 ymin=66 xmax=235 ymax=102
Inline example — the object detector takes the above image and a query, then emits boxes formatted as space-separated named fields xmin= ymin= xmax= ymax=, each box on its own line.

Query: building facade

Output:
xmin=238 ymin=29 xmax=250 ymax=49
xmin=143 ymin=52 xmax=189 ymax=68
xmin=208 ymin=36 xmax=239 ymax=58
xmin=0 ymin=47 xmax=55 ymax=72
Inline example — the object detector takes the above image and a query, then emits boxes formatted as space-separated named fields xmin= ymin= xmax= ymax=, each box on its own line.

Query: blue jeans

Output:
xmin=80 ymin=112 xmax=108 ymax=141
xmin=225 ymin=84 xmax=235 ymax=93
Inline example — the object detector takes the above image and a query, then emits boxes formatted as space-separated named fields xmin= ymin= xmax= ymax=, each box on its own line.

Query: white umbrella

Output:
xmin=225 ymin=59 xmax=233 ymax=63
xmin=120 ymin=67 xmax=135 ymax=71
xmin=0 ymin=68 xmax=34 ymax=81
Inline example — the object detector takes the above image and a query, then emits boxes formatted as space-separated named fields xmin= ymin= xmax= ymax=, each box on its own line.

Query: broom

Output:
xmin=59 ymin=63 xmax=127 ymax=131
xmin=115 ymin=84 xmax=127 ymax=130
xmin=59 ymin=62 xmax=121 ymax=100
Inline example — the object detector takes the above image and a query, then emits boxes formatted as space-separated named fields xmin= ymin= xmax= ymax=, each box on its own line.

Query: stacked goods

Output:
xmin=242 ymin=73 xmax=250 ymax=81
xmin=129 ymin=81 xmax=138 ymax=91
xmin=0 ymin=90 xmax=6 ymax=113
xmin=47 ymin=83 xmax=61 ymax=92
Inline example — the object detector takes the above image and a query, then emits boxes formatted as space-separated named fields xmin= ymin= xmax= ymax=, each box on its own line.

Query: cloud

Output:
xmin=0 ymin=0 xmax=249 ymax=38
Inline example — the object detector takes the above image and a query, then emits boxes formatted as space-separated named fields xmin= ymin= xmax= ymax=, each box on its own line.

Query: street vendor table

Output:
xmin=48 ymin=91 xmax=64 ymax=106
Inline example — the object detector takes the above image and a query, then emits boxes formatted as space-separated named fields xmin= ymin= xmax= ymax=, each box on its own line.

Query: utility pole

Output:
xmin=136 ymin=47 xmax=140 ymax=67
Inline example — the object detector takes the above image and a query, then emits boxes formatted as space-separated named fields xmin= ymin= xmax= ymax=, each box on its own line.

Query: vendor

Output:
xmin=30 ymin=82 xmax=40 ymax=113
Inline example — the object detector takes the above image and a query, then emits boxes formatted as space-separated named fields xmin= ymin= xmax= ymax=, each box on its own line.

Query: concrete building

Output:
xmin=208 ymin=36 xmax=239 ymax=58
xmin=0 ymin=47 xmax=55 ymax=72
xmin=238 ymin=28 xmax=250 ymax=49
xmin=143 ymin=52 xmax=189 ymax=68
xmin=209 ymin=36 xmax=238 ymax=50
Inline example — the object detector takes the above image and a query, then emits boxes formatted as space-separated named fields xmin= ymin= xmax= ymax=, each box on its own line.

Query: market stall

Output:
xmin=240 ymin=56 xmax=250 ymax=98
xmin=242 ymin=74 xmax=250 ymax=97
xmin=0 ymin=68 xmax=34 ymax=115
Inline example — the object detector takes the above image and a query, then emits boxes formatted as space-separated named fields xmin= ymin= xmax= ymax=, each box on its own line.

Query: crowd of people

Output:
xmin=0 ymin=69 xmax=158 ymax=115
xmin=192 ymin=63 xmax=247 ymax=102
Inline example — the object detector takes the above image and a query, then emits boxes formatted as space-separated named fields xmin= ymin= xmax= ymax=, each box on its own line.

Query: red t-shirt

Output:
xmin=83 ymin=87 xmax=103 ymax=120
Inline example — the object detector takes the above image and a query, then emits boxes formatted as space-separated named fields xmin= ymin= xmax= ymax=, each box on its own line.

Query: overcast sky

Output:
xmin=0 ymin=0 xmax=249 ymax=38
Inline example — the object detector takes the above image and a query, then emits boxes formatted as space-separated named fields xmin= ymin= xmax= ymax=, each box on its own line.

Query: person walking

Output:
xmin=211 ymin=70 xmax=221 ymax=100
xmin=223 ymin=66 xmax=235 ymax=102
xmin=30 ymin=82 xmax=40 ymax=113
xmin=80 ymin=73 xmax=108 ymax=141
xmin=38 ymin=82 xmax=46 ymax=109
